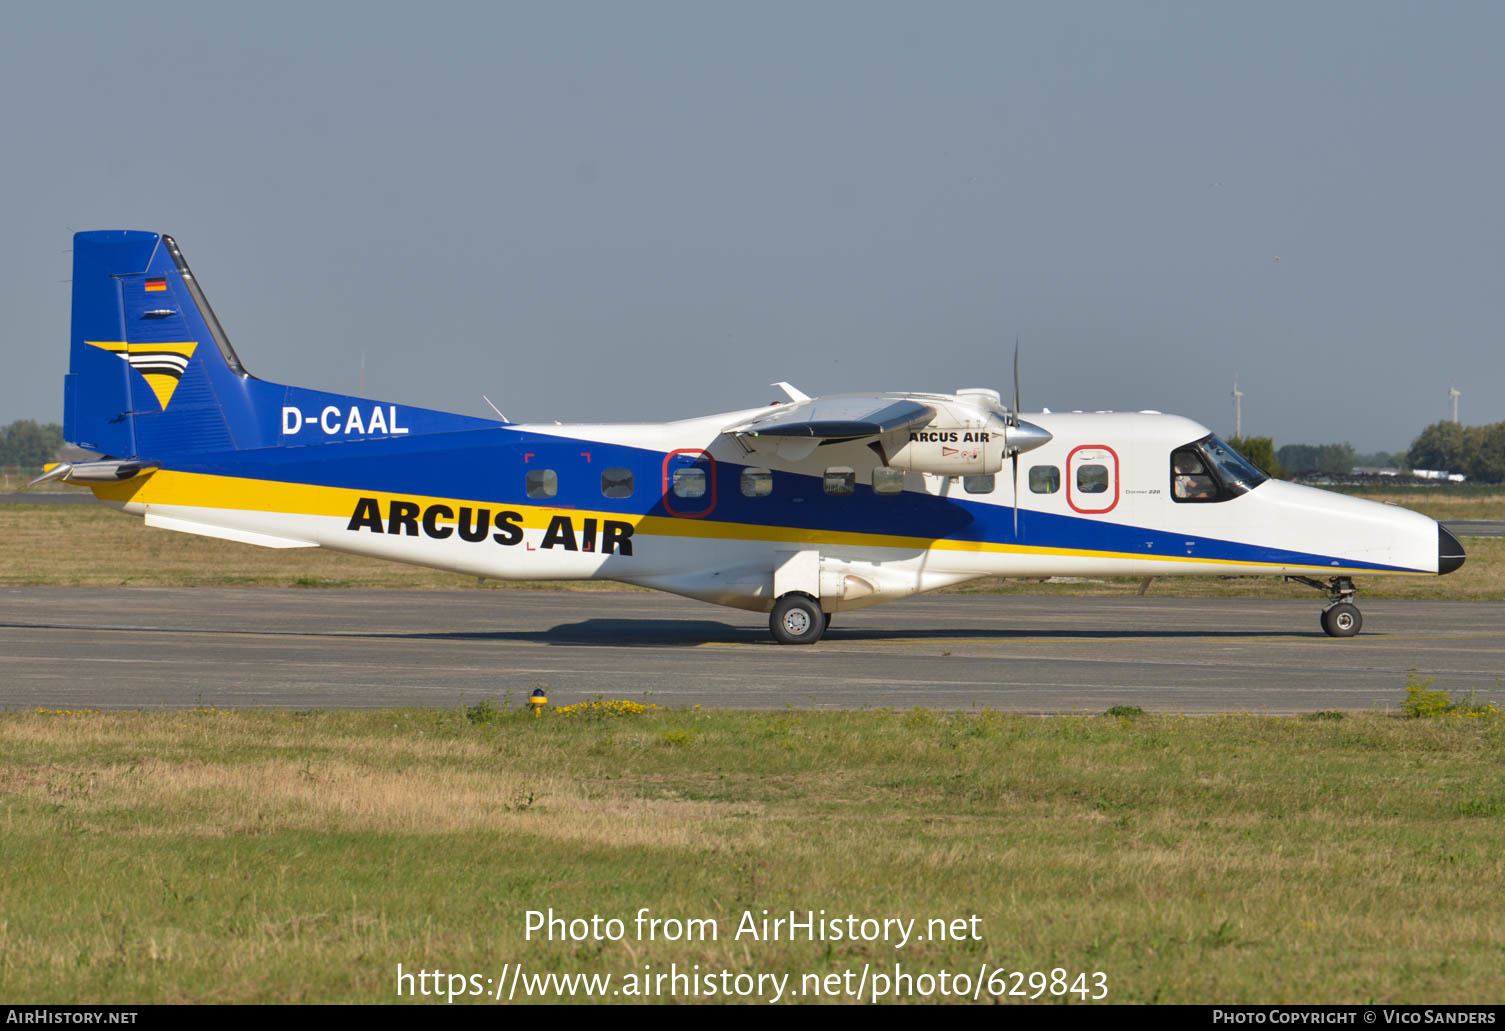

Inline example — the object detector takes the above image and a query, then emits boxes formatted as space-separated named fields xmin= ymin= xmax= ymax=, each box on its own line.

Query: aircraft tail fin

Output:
xmin=65 ymin=231 xmax=256 ymax=458
xmin=64 ymin=231 xmax=496 ymax=460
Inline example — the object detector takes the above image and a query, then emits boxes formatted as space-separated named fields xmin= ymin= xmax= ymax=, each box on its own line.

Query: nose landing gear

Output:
xmin=1287 ymin=576 xmax=1362 ymax=638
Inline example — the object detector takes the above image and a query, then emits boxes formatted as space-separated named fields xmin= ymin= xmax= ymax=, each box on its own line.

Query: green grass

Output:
xmin=1330 ymin=485 xmax=1505 ymax=521
xmin=2 ymin=703 xmax=1503 ymax=1003
xmin=0 ymin=504 xmax=645 ymax=590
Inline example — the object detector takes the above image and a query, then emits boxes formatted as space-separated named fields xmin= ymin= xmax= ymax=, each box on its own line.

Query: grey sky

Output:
xmin=4 ymin=1 xmax=1501 ymax=452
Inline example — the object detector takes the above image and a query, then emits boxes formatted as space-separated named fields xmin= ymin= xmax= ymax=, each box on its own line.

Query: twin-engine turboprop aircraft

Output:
xmin=38 ymin=231 xmax=1465 ymax=644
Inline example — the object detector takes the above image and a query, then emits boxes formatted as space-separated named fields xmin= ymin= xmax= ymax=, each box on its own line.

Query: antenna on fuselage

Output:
xmin=1231 ymin=376 xmax=1243 ymax=438
xmin=482 ymin=395 xmax=508 ymax=422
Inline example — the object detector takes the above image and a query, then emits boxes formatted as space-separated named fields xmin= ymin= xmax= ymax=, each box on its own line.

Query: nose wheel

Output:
xmin=1320 ymin=602 xmax=1362 ymax=638
xmin=770 ymin=593 xmax=827 ymax=645
xmin=1288 ymin=576 xmax=1363 ymax=638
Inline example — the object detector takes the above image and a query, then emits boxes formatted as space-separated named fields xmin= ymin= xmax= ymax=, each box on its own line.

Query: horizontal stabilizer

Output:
xmin=28 ymin=460 xmax=158 ymax=487
xmin=143 ymin=513 xmax=317 ymax=549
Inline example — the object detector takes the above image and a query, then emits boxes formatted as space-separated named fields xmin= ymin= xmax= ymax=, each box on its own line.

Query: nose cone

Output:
xmin=1439 ymin=524 xmax=1467 ymax=575
xmin=1008 ymin=419 xmax=1053 ymax=456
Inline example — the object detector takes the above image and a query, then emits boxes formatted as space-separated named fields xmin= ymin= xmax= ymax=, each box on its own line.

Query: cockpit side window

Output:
xmin=1171 ymin=434 xmax=1268 ymax=503
xmin=1171 ymin=448 xmax=1218 ymax=501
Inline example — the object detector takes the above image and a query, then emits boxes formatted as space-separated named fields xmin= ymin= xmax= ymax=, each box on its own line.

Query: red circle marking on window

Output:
xmin=661 ymin=449 xmax=718 ymax=518
xmin=1066 ymin=444 xmax=1120 ymax=515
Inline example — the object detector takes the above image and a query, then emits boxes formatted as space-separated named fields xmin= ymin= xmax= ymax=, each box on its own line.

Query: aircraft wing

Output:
xmin=725 ymin=397 xmax=935 ymax=442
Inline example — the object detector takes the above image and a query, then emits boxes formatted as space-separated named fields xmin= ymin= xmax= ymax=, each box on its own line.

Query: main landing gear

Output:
xmin=1287 ymin=576 xmax=1363 ymax=638
xmin=770 ymin=593 xmax=828 ymax=645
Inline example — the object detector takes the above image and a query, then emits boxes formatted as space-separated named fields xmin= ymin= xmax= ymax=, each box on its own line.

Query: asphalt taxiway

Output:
xmin=1 ymin=587 xmax=1500 ymax=712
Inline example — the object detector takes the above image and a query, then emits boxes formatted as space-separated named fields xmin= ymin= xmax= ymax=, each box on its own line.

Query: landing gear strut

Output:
xmin=1287 ymin=576 xmax=1362 ymax=638
xmin=770 ymin=593 xmax=827 ymax=645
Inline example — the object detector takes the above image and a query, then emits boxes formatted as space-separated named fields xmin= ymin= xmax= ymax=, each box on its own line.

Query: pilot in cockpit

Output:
xmin=1173 ymin=452 xmax=1216 ymax=500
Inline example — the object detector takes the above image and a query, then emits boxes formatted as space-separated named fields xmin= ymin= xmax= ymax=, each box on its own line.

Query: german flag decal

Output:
xmin=84 ymin=340 xmax=199 ymax=409
xmin=144 ymin=277 xmax=167 ymax=292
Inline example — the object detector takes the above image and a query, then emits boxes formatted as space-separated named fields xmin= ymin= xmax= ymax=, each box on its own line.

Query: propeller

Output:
xmin=964 ymin=337 xmax=1049 ymax=539
xmin=1011 ymin=339 xmax=1021 ymax=539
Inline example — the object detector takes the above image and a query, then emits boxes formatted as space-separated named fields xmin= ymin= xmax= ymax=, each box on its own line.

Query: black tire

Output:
xmin=1321 ymin=602 xmax=1362 ymax=638
xmin=770 ymin=594 xmax=826 ymax=645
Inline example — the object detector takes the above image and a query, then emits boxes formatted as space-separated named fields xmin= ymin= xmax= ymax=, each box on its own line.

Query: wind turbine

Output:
xmin=1449 ymin=386 xmax=1461 ymax=424
xmin=1231 ymin=376 xmax=1243 ymax=439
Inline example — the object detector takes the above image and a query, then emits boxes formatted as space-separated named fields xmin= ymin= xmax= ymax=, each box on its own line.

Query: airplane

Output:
xmin=34 ymin=230 xmax=1466 ymax=645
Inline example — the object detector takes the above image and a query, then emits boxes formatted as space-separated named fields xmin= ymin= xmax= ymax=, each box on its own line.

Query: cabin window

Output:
xmin=1077 ymin=464 xmax=1109 ymax=494
xmin=872 ymin=467 xmax=906 ymax=495
xmin=963 ymin=474 xmax=995 ymax=495
xmin=1029 ymin=465 xmax=1060 ymax=494
xmin=740 ymin=467 xmax=773 ymax=497
xmin=526 ymin=468 xmax=557 ymax=499
xmin=1067 ymin=445 xmax=1120 ymax=514
xmin=601 ymin=468 xmax=633 ymax=499
xmin=673 ymin=468 xmax=706 ymax=499
xmin=823 ymin=467 xmax=855 ymax=496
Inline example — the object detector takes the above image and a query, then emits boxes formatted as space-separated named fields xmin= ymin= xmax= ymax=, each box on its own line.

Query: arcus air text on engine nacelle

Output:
xmin=885 ymin=409 xmax=1010 ymax=476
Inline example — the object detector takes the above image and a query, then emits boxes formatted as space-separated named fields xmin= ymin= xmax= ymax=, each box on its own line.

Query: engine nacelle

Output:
xmin=886 ymin=417 xmax=1009 ymax=476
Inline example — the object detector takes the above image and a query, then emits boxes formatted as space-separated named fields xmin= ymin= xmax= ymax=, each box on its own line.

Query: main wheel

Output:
xmin=1321 ymin=602 xmax=1362 ymax=638
xmin=770 ymin=594 xmax=826 ymax=645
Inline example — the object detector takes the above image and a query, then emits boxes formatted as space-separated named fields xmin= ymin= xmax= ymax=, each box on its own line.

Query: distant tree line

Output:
xmin=1407 ymin=421 xmax=1505 ymax=484
xmin=0 ymin=420 xmax=64 ymax=468
xmin=1227 ymin=436 xmax=1284 ymax=479
xmin=1275 ymin=442 xmax=1358 ymax=478
xmin=1351 ymin=449 xmax=1411 ymax=470
xmin=1230 ymin=421 xmax=1505 ymax=485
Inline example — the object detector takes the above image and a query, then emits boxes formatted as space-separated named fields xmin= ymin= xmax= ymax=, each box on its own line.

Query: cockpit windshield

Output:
xmin=1170 ymin=434 xmax=1267 ymax=503
xmin=1200 ymin=435 xmax=1267 ymax=492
